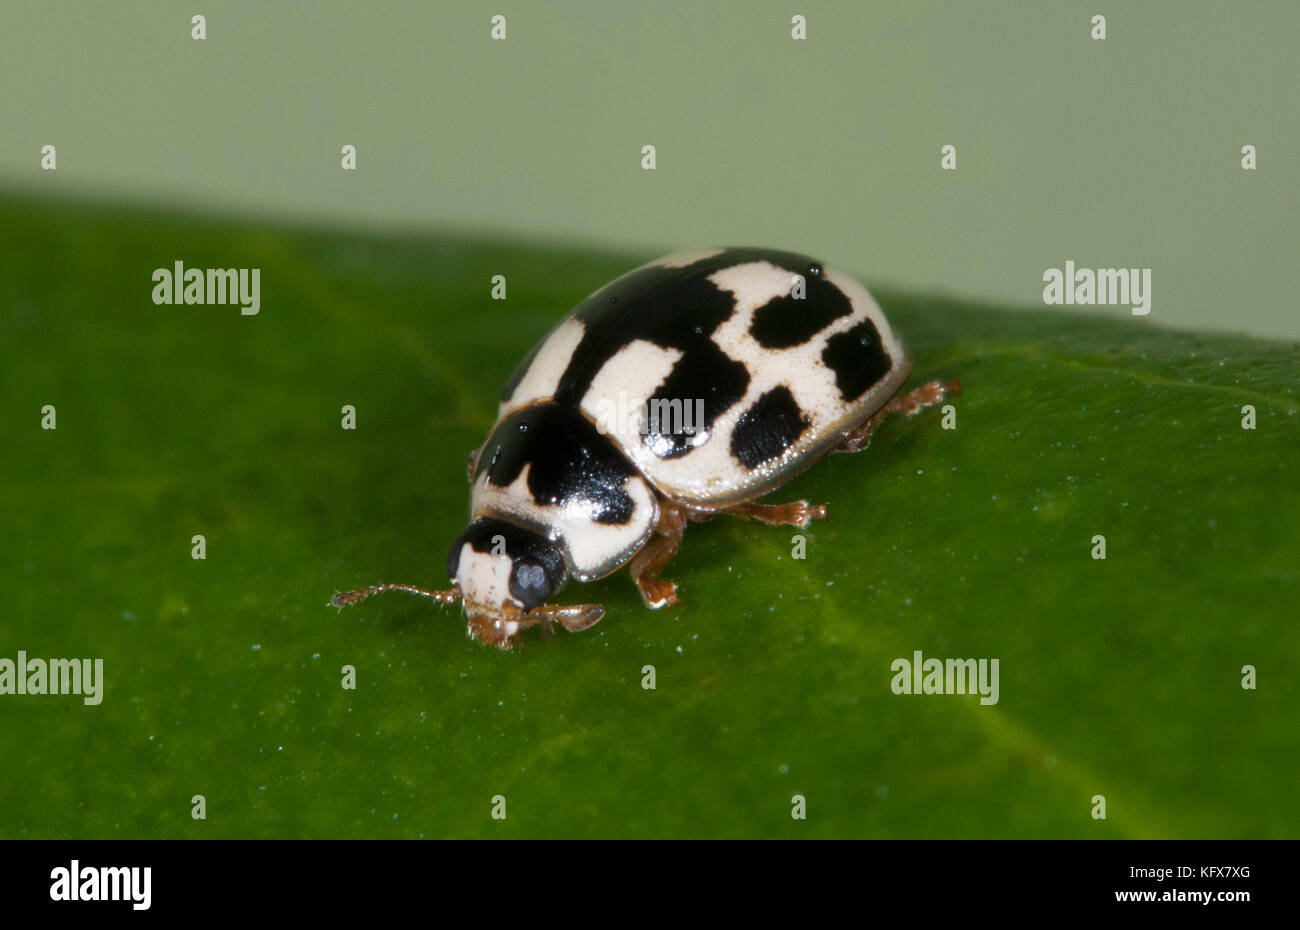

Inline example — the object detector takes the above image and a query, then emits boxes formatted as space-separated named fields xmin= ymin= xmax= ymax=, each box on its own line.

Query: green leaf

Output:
xmin=2 ymin=193 xmax=1296 ymax=838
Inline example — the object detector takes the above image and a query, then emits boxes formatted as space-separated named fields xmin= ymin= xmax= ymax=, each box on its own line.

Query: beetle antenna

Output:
xmin=330 ymin=584 xmax=461 ymax=609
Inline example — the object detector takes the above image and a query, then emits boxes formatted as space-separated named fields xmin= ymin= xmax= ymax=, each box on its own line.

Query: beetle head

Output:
xmin=446 ymin=518 xmax=603 ymax=648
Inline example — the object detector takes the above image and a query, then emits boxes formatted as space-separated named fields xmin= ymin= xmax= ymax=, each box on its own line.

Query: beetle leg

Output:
xmin=723 ymin=500 xmax=827 ymax=528
xmin=529 ymin=602 xmax=606 ymax=633
xmin=630 ymin=503 xmax=688 ymax=608
xmin=839 ymin=378 xmax=961 ymax=453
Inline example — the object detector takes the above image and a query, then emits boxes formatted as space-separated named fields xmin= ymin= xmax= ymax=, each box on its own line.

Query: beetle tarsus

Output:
xmin=637 ymin=576 xmax=680 ymax=609
xmin=839 ymin=378 xmax=960 ymax=452
xmin=883 ymin=378 xmax=961 ymax=416
xmin=630 ymin=504 xmax=688 ymax=609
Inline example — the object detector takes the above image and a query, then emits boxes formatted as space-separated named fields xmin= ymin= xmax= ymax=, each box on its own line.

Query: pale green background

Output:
xmin=2 ymin=0 xmax=1296 ymax=337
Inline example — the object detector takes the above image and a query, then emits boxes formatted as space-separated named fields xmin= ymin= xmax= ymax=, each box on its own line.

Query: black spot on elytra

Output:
xmin=821 ymin=320 xmax=892 ymax=402
xmin=476 ymin=404 xmax=638 ymax=525
xmin=548 ymin=249 xmax=828 ymax=443
xmin=642 ymin=342 xmax=749 ymax=459
xmin=749 ymin=274 xmax=853 ymax=349
xmin=730 ymin=386 xmax=811 ymax=469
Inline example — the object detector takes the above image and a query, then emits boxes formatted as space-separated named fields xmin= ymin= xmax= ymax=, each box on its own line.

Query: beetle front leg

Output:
xmin=839 ymin=378 xmax=961 ymax=453
xmin=529 ymin=602 xmax=606 ymax=635
xmin=629 ymin=503 xmax=688 ymax=608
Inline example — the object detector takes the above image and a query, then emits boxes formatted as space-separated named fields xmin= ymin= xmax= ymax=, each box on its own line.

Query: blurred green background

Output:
xmin=1 ymin=0 xmax=1296 ymax=336
xmin=1 ymin=2 xmax=1297 ymax=839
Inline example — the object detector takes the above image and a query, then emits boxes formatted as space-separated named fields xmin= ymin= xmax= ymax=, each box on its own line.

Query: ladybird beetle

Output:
xmin=332 ymin=248 xmax=959 ymax=648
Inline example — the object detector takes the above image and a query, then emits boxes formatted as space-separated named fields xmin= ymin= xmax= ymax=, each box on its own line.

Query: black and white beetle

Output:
xmin=332 ymin=248 xmax=959 ymax=648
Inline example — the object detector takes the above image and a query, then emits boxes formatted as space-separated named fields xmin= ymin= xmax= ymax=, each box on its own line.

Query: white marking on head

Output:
xmin=455 ymin=543 xmax=517 ymax=616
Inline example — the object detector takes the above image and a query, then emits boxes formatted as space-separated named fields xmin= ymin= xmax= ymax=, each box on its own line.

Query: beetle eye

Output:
xmin=806 ymin=263 xmax=823 ymax=278
xmin=515 ymin=562 xmax=544 ymax=589
xmin=510 ymin=560 xmax=553 ymax=610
